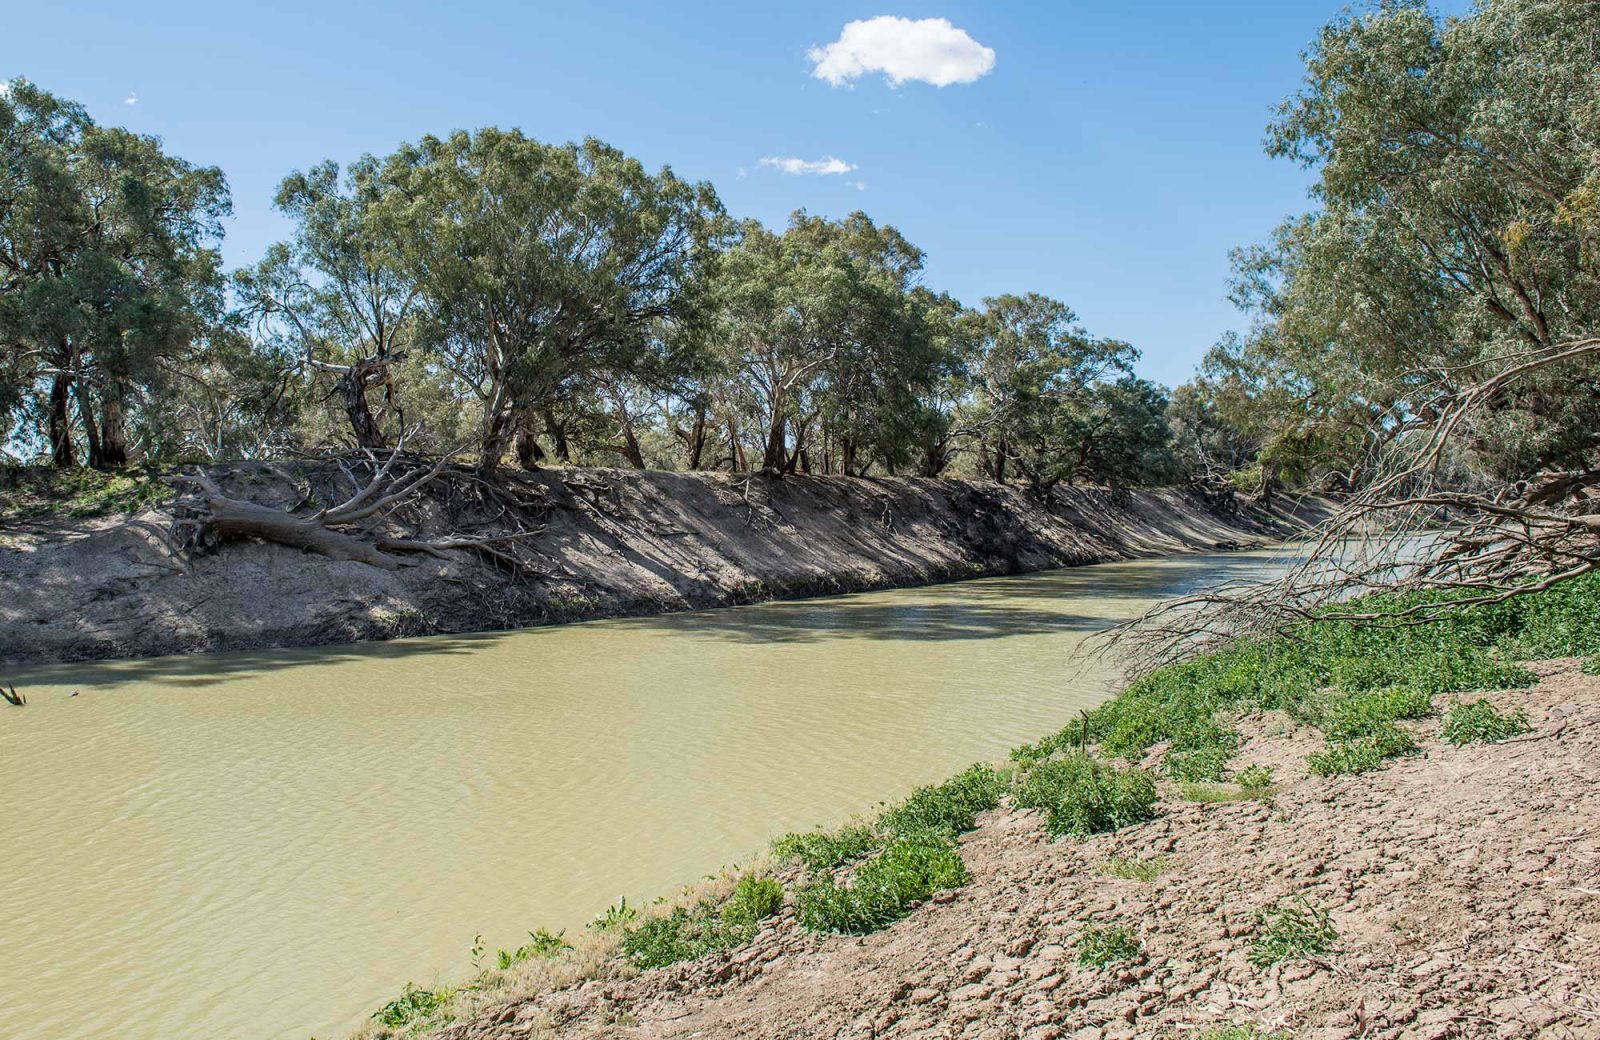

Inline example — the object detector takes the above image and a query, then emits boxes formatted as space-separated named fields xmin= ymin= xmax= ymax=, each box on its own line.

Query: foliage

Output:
xmin=1067 ymin=575 xmax=1600 ymax=777
xmin=1249 ymin=898 xmax=1337 ymax=967
xmin=1235 ymin=764 xmax=1274 ymax=791
xmin=1011 ymin=754 xmax=1158 ymax=838
xmin=494 ymin=928 xmax=571 ymax=970
xmin=795 ymin=833 xmax=967 ymax=934
xmin=1074 ymin=924 xmax=1140 ymax=967
xmin=1441 ymin=699 xmax=1531 ymax=745
xmin=1583 ymin=657 xmax=1600 ymax=677
xmin=0 ymin=463 xmax=170 ymax=520
xmin=877 ymin=763 xmax=1007 ymax=839
xmin=588 ymin=896 xmax=638 ymax=932
xmin=772 ymin=825 xmax=877 ymax=873
xmin=621 ymin=875 xmax=783 ymax=969
xmin=371 ymin=982 xmax=455 ymax=1029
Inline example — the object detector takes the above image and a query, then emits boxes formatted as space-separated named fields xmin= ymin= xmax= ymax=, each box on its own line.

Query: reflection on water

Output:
xmin=0 ymin=548 xmax=1288 ymax=1040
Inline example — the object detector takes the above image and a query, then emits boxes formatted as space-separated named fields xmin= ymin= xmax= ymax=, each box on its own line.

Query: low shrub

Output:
xmin=1441 ymin=699 xmax=1531 ymax=745
xmin=878 ymin=763 xmax=1007 ymax=839
xmin=622 ymin=875 xmax=783 ymax=969
xmin=1012 ymin=754 xmax=1157 ymax=837
xmin=772 ymin=825 xmax=877 ymax=873
xmin=588 ymin=897 xmax=638 ymax=932
xmin=372 ymin=981 xmax=455 ymax=1029
xmin=1075 ymin=923 xmax=1140 ymax=967
xmin=796 ymin=834 xmax=967 ymax=934
xmin=495 ymin=927 xmax=571 ymax=969
xmin=1249 ymin=897 xmax=1337 ymax=967
xmin=1307 ymin=722 xmax=1418 ymax=776
xmin=1235 ymin=764 xmax=1275 ymax=790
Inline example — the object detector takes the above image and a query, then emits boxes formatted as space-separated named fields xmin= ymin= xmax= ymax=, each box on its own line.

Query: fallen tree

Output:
xmin=1114 ymin=337 xmax=1600 ymax=671
xmin=167 ymin=428 xmax=544 ymax=572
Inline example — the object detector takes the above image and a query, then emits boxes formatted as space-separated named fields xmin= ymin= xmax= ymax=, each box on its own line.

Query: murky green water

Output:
xmin=0 ymin=549 xmax=1285 ymax=1040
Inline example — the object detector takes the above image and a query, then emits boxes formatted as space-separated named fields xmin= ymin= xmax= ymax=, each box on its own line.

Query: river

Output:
xmin=0 ymin=548 xmax=1285 ymax=1040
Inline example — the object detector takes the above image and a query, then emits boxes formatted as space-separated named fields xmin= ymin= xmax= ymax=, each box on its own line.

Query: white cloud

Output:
xmin=850 ymin=180 xmax=868 ymax=191
xmin=123 ymin=92 xmax=138 ymax=105
xmin=809 ymin=16 xmax=995 ymax=88
xmin=759 ymin=155 xmax=857 ymax=176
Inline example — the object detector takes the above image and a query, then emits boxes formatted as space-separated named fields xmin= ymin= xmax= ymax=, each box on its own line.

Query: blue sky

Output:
xmin=3 ymin=1 xmax=1468 ymax=388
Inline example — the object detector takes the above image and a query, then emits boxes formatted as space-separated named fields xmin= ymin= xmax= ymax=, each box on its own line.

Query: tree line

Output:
xmin=0 ymin=82 xmax=1184 ymax=491
xmin=5 ymin=0 xmax=1595 ymax=519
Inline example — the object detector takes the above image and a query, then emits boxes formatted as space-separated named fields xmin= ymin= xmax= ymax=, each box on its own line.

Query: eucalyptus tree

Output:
xmin=375 ymin=130 xmax=726 ymax=474
xmin=964 ymin=293 xmax=1140 ymax=489
xmin=0 ymin=79 xmax=229 ymax=467
xmin=1239 ymin=0 xmax=1600 ymax=488
xmin=712 ymin=211 xmax=950 ymax=475
xmin=234 ymin=158 xmax=417 ymax=449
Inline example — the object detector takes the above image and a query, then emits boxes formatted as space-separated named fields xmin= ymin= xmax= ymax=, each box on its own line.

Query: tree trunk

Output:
xmin=619 ymin=422 xmax=646 ymax=469
xmin=204 ymin=495 xmax=404 ymax=570
xmin=543 ymin=410 xmax=572 ymax=462
xmin=685 ymin=404 xmax=708 ymax=470
xmin=762 ymin=415 xmax=787 ymax=472
xmin=48 ymin=373 xmax=75 ymax=468
xmin=99 ymin=386 xmax=131 ymax=468
xmin=73 ymin=380 xmax=105 ymax=470
xmin=515 ymin=431 xmax=545 ymax=471
xmin=478 ymin=410 xmax=512 ymax=476
xmin=338 ymin=364 xmax=387 ymax=450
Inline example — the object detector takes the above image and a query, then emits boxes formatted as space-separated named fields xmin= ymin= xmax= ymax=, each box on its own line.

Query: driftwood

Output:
xmin=169 ymin=427 xmax=544 ymax=572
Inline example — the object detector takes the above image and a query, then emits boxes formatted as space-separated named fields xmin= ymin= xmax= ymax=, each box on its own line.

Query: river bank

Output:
xmin=411 ymin=658 xmax=1600 ymax=1040
xmin=365 ymin=575 xmax=1600 ymax=1040
xmin=0 ymin=465 xmax=1314 ymax=666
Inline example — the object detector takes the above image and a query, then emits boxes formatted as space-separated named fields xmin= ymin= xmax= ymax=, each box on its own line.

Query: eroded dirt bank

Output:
xmin=0 ymin=468 xmax=1307 ymax=666
xmin=424 ymin=659 xmax=1600 ymax=1040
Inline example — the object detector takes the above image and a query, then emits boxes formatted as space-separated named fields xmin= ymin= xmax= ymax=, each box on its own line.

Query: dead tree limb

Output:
xmin=168 ymin=427 xmax=544 ymax=571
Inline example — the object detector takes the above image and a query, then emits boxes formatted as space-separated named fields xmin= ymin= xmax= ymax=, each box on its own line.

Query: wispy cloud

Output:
xmin=758 ymin=155 xmax=857 ymax=176
xmin=809 ymin=16 xmax=996 ymax=88
xmin=123 ymin=92 xmax=139 ymax=105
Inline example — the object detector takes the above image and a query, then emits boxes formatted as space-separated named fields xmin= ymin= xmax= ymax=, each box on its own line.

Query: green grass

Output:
xmin=1582 ymin=656 xmax=1600 ymax=676
xmin=622 ymin=875 xmax=783 ymax=969
xmin=1249 ymin=898 xmax=1337 ymax=968
xmin=1075 ymin=924 xmax=1140 ymax=967
xmin=1028 ymin=575 xmax=1600 ymax=780
xmin=1441 ymin=699 xmax=1531 ymax=745
xmin=795 ymin=833 xmax=968 ymax=934
xmin=1179 ymin=782 xmax=1263 ymax=803
xmin=1012 ymin=754 xmax=1158 ymax=837
xmin=1098 ymin=854 xmax=1170 ymax=882
xmin=1193 ymin=1027 xmax=1295 ymax=1040
xmin=0 ymin=464 xmax=171 ymax=521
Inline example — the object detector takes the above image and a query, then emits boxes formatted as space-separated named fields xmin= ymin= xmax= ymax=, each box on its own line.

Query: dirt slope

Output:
xmin=432 ymin=659 xmax=1600 ymax=1040
xmin=0 ymin=467 xmax=1309 ymax=666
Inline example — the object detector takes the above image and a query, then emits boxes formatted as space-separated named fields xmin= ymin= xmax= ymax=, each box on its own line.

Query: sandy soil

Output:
xmin=430 ymin=659 xmax=1600 ymax=1040
xmin=0 ymin=466 xmax=1310 ymax=666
